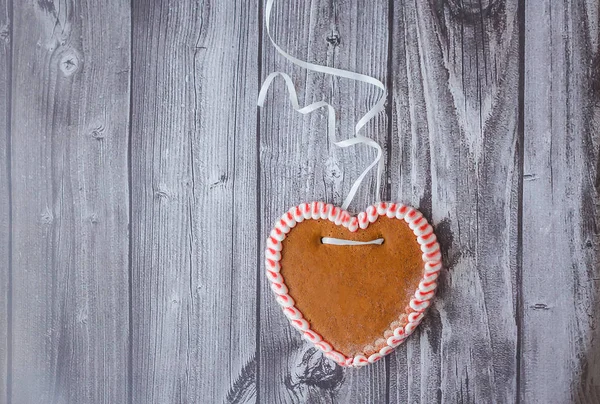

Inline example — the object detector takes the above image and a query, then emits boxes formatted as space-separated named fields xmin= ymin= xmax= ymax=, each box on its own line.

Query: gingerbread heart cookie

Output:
xmin=265 ymin=201 xmax=441 ymax=367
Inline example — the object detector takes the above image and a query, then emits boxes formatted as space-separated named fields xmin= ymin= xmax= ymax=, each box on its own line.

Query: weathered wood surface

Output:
xmin=522 ymin=1 xmax=600 ymax=403
xmin=388 ymin=1 xmax=521 ymax=403
xmin=9 ymin=0 xmax=131 ymax=403
xmin=1 ymin=0 xmax=599 ymax=403
xmin=0 ymin=0 xmax=9 ymax=401
xmin=130 ymin=0 xmax=259 ymax=402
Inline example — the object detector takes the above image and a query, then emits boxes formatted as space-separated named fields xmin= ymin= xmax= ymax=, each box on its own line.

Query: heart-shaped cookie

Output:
xmin=266 ymin=201 xmax=441 ymax=367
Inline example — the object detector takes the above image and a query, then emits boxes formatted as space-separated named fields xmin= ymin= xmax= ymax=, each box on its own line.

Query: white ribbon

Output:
xmin=257 ymin=0 xmax=386 ymax=210
xmin=321 ymin=237 xmax=384 ymax=246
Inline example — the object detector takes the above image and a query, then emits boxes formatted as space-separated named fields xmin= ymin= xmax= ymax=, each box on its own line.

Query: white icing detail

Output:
xmin=376 ymin=203 xmax=387 ymax=215
xmin=321 ymin=237 xmax=384 ymax=246
xmin=348 ymin=217 xmax=359 ymax=232
xmin=277 ymin=220 xmax=290 ymax=234
xmin=415 ymin=288 xmax=435 ymax=301
xmin=420 ymin=242 xmax=440 ymax=254
xmin=403 ymin=208 xmax=418 ymax=222
xmin=316 ymin=341 xmax=333 ymax=353
xmin=328 ymin=206 xmax=340 ymax=222
xmin=267 ymin=237 xmax=282 ymax=252
xmin=410 ymin=298 xmax=430 ymax=312
xmin=304 ymin=330 xmax=322 ymax=343
xmin=404 ymin=321 xmax=418 ymax=335
xmin=319 ymin=202 xmax=329 ymax=219
xmin=291 ymin=318 xmax=309 ymax=331
xmin=291 ymin=207 xmax=304 ymax=223
xmin=270 ymin=228 xmax=285 ymax=241
xmin=301 ymin=203 xmax=312 ymax=220
xmin=367 ymin=206 xmax=378 ymax=223
xmin=344 ymin=357 xmax=353 ymax=367
xmin=423 ymin=251 xmax=442 ymax=262
xmin=368 ymin=353 xmax=383 ymax=363
xmin=283 ymin=306 xmax=302 ymax=320
xmin=423 ymin=272 xmax=440 ymax=284
xmin=334 ymin=212 xmax=344 ymax=226
xmin=419 ymin=280 xmax=437 ymax=293
xmin=386 ymin=335 xmax=405 ymax=347
xmin=418 ymin=233 xmax=437 ymax=245
xmin=393 ymin=327 xmax=405 ymax=337
xmin=406 ymin=211 xmax=423 ymax=224
xmin=311 ymin=202 xmax=321 ymax=220
xmin=393 ymin=205 xmax=405 ymax=219
xmin=358 ymin=212 xmax=369 ymax=229
xmin=282 ymin=213 xmax=296 ymax=228
xmin=414 ymin=224 xmax=433 ymax=237
xmin=353 ymin=355 xmax=369 ymax=367
xmin=265 ymin=249 xmax=281 ymax=261
xmin=325 ymin=351 xmax=345 ymax=363
xmin=408 ymin=312 xmax=424 ymax=324
xmin=265 ymin=259 xmax=281 ymax=272
xmin=425 ymin=261 xmax=442 ymax=272
xmin=425 ymin=264 xmax=441 ymax=273
xmin=265 ymin=270 xmax=282 ymax=283
xmin=386 ymin=204 xmax=397 ymax=218
xmin=379 ymin=346 xmax=393 ymax=356
xmin=270 ymin=282 xmax=288 ymax=295
xmin=276 ymin=294 xmax=295 ymax=308
xmin=409 ymin=218 xmax=426 ymax=231
xmin=339 ymin=212 xmax=351 ymax=228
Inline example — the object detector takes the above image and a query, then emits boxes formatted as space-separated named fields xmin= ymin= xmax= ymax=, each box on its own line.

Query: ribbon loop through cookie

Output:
xmin=257 ymin=0 xmax=387 ymax=210
xmin=321 ymin=237 xmax=384 ymax=246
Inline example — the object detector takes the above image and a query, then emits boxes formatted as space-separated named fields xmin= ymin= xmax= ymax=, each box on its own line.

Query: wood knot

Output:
xmin=0 ymin=24 xmax=9 ymax=44
xmin=59 ymin=50 xmax=80 ymax=77
xmin=91 ymin=124 xmax=105 ymax=140
xmin=155 ymin=188 xmax=172 ymax=200
xmin=40 ymin=208 xmax=54 ymax=225
xmin=288 ymin=347 xmax=344 ymax=391
xmin=326 ymin=31 xmax=340 ymax=47
xmin=324 ymin=155 xmax=342 ymax=186
xmin=210 ymin=174 xmax=228 ymax=189
xmin=37 ymin=0 xmax=56 ymax=14
xmin=444 ymin=0 xmax=502 ymax=24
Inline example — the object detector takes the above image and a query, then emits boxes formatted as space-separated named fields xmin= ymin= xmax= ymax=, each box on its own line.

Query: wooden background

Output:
xmin=1 ymin=0 xmax=599 ymax=403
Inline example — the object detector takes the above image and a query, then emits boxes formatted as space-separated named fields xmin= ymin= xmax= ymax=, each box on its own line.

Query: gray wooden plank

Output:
xmin=522 ymin=1 xmax=600 ymax=402
xmin=10 ymin=0 xmax=131 ymax=403
xmin=388 ymin=1 xmax=521 ymax=403
xmin=129 ymin=1 xmax=259 ymax=402
xmin=258 ymin=0 xmax=390 ymax=402
xmin=0 ymin=0 xmax=9 ymax=400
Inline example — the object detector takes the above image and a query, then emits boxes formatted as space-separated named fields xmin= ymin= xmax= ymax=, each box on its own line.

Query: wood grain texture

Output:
xmin=4 ymin=1 xmax=600 ymax=403
xmin=0 ymin=0 xmax=9 ymax=401
xmin=388 ymin=1 xmax=521 ymax=403
xmin=258 ymin=0 xmax=391 ymax=402
xmin=130 ymin=0 xmax=259 ymax=402
xmin=10 ymin=0 xmax=130 ymax=403
xmin=522 ymin=1 xmax=600 ymax=402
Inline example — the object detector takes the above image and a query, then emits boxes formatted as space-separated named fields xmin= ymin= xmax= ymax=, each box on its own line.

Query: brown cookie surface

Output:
xmin=280 ymin=216 xmax=424 ymax=357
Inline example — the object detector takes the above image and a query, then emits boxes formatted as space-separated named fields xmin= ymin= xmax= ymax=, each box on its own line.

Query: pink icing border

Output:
xmin=265 ymin=202 xmax=442 ymax=368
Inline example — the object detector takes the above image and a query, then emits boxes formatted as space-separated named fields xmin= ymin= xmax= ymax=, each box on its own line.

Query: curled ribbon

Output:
xmin=257 ymin=0 xmax=386 ymax=210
